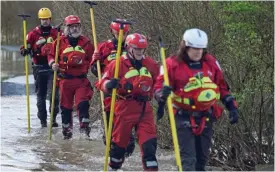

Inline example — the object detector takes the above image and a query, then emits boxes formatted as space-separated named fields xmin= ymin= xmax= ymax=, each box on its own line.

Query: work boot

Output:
xmin=41 ymin=120 xmax=47 ymax=128
xmin=52 ymin=117 xmax=58 ymax=127
xmin=80 ymin=118 xmax=91 ymax=137
xmin=62 ymin=124 xmax=72 ymax=140
xmin=38 ymin=112 xmax=47 ymax=128
xmin=108 ymin=167 xmax=122 ymax=171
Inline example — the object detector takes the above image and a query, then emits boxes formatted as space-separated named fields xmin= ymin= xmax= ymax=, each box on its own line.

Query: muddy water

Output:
xmin=2 ymin=46 xmax=272 ymax=171
xmin=1 ymin=46 xmax=32 ymax=79
xmin=1 ymin=93 xmax=177 ymax=171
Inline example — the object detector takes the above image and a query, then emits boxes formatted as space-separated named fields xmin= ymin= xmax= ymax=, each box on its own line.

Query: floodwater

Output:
xmin=1 ymin=45 xmax=273 ymax=171
xmin=0 ymin=46 xmax=178 ymax=171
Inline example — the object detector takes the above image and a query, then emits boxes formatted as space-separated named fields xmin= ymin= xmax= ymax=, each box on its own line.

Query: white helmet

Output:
xmin=183 ymin=28 xmax=208 ymax=48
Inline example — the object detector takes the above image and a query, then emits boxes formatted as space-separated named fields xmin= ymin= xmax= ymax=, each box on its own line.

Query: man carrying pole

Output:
xmin=48 ymin=15 xmax=95 ymax=139
xmin=98 ymin=25 xmax=159 ymax=170
xmin=90 ymin=18 xmax=136 ymax=158
xmin=19 ymin=8 xmax=60 ymax=128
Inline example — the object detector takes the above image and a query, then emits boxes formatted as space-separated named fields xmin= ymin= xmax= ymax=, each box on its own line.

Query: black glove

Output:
xmin=20 ymin=48 xmax=30 ymax=57
xmin=106 ymin=79 xmax=120 ymax=91
xmin=160 ymin=86 xmax=172 ymax=101
xmin=157 ymin=101 xmax=166 ymax=121
xmin=229 ymin=109 xmax=239 ymax=124
xmin=222 ymin=95 xmax=237 ymax=110
xmin=222 ymin=95 xmax=239 ymax=125
xmin=91 ymin=63 xmax=105 ymax=78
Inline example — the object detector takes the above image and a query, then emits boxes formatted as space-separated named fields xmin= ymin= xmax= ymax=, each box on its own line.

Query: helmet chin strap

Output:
xmin=129 ymin=48 xmax=137 ymax=61
xmin=128 ymin=48 xmax=145 ymax=61
xmin=129 ymin=49 xmax=143 ymax=70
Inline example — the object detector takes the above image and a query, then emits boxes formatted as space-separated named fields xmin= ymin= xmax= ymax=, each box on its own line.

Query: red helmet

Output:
xmin=64 ymin=15 xmax=81 ymax=26
xmin=125 ymin=33 xmax=148 ymax=49
xmin=110 ymin=19 xmax=130 ymax=33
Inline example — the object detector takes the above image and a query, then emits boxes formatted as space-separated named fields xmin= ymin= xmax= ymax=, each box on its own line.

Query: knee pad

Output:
xmin=142 ymin=138 xmax=158 ymax=170
xmin=61 ymin=107 xmax=73 ymax=125
xmin=77 ymin=101 xmax=89 ymax=120
xmin=109 ymin=142 xmax=126 ymax=169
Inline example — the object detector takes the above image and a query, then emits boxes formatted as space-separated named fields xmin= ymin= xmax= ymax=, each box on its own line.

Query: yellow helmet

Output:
xmin=38 ymin=8 xmax=52 ymax=19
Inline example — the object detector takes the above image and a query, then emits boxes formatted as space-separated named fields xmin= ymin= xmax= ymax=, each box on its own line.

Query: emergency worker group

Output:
xmin=20 ymin=7 xmax=239 ymax=171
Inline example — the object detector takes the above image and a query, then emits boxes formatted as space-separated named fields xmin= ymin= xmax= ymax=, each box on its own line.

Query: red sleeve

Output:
xmin=47 ymin=39 xmax=57 ymax=66
xmin=100 ymin=41 xmax=114 ymax=62
xmin=205 ymin=54 xmax=231 ymax=99
xmin=147 ymin=57 xmax=160 ymax=85
xmin=154 ymin=57 xmax=176 ymax=93
xmin=214 ymin=63 xmax=231 ymax=99
xmin=90 ymin=41 xmax=109 ymax=66
xmin=96 ymin=60 xmax=116 ymax=92
xmin=26 ymin=30 xmax=35 ymax=49
xmin=86 ymin=41 xmax=94 ymax=64
xmin=20 ymin=31 xmax=34 ymax=51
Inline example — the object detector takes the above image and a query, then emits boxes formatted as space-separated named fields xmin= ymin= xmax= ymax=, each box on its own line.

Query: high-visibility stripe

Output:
xmin=111 ymin=157 xmax=123 ymax=163
xmin=47 ymin=37 xmax=54 ymax=43
xmin=146 ymin=161 xmax=158 ymax=167
xmin=63 ymin=46 xmax=85 ymax=54
xmin=124 ymin=67 xmax=152 ymax=79
xmin=184 ymin=76 xmax=217 ymax=92
xmin=107 ymin=51 xmax=127 ymax=61
xmin=62 ymin=123 xmax=70 ymax=128
xmin=81 ymin=118 xmax=90 ymax=123
xmin=197 ymin=89 xmax=217 ymax=102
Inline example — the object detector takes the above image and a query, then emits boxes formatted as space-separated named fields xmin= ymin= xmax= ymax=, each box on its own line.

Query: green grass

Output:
xmin=1 ymin=76 xmax=10 ymax=82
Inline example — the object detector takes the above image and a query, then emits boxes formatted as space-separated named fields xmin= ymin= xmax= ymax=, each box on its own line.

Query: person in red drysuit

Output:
xmin=97 ymin=33 xmax=159 ymax=171
xmin=154 ymin=28 xmax=239 ymax=171
xmin=48 ymin=15 xmax=94 ymax=139
xmin=90 ymin=19 xmax=136 ymax=157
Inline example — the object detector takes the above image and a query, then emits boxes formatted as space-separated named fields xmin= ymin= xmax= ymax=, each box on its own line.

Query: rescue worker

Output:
xmin=91 ymin=19 xmax=135 ymax=157
xmin=20 ymin=8 xmax=60 ymax=128
xmin=154 ymin=28 xmax=239 ymax=171
xmin=48 ymin=15 xmax=94 ymax=139
xmin=97 ymin=33 xmax=159 ymax=170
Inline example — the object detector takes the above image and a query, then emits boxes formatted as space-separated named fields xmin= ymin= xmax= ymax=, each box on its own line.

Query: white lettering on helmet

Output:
xmin=139 ymin=39 xmax=146 ymax=43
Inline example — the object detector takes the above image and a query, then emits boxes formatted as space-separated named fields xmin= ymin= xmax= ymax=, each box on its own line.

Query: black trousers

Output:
xmin=175 ymin=112 xmax=214 ymax=171
xmin=33 ymin=66 xmax=59 ymax=122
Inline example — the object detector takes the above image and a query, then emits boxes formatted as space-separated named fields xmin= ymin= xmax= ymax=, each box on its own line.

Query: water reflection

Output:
xmin=1 ymin=46 xmax=32 ymax=78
